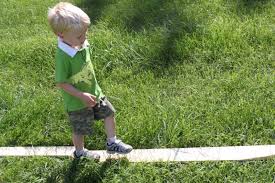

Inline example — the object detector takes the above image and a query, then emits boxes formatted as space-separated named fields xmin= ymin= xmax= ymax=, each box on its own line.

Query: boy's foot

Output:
xmin=73 ymin=149 xmax=100 ymax=160
xmin=106 ymin=140 xmax=133 ymax=154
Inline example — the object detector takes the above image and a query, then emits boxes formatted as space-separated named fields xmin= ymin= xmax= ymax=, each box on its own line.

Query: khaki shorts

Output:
xmin=68 ymin=97 xmax=115 ymax=135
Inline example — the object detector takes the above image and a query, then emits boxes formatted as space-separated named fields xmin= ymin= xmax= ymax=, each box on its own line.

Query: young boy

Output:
xmin=48 ymin=2 xmax=132 ymax=159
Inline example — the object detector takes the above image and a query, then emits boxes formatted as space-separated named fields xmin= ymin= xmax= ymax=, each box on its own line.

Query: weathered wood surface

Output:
xmin=0 ymin=145 xmax=274 ymax=162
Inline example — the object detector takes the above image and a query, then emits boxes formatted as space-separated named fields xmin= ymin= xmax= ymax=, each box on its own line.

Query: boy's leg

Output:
xmin=94 ymin=97 xmax=133 ymax=154
xmin=68 ymin=108 xmax=100 ymax=159
xmin=103 ymin=114 xmax=116 ymax=139
xmin=73 ymin=133 xmax=84 ymax=151
xmin=72 ymin=132 xmax=100 ymax=159
xmin=94 ymin=97 xmax=116 ymax=140
xmin=104 ymin=115 xmax=133 ymax=154
xmin=72 ymin=133 xmax=100 ymax=159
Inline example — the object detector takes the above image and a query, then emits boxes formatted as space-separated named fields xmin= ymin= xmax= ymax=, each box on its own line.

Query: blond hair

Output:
xmin=48 ymin=2 xmax=90 ymax=34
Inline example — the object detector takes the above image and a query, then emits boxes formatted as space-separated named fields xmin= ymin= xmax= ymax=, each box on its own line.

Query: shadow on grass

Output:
xmin=77 ymin=0 xmax=200 ymax=76
xmin=123 ymin=0 xmax=199 ymax=76
xmin=77 ymin=0 xmax=118 ymax=24
xmin=46 ymin=157 xmax=129 ymax=183
xmin=238 ymin=0 xmax=271 ymax=8
xmin=232 ymin=0 xmax=272 ymax=15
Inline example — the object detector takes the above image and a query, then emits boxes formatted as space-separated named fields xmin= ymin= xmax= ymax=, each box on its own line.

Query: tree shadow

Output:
xmin=124 ymin=0 xmax=201 ymax=76
xmin=122 ymin=0 xmax=167 ymax=32
xmin=77 ymin=0 xmax=118 ymax=24
xmin=77 ymin=0 xmax=201 ymax=77
xmin=232 ymin=0 xmax=272 ymax=15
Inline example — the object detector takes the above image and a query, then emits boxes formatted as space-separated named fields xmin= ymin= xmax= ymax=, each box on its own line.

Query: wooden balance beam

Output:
xmin=0 ymin=145 xmax=274 ymax=162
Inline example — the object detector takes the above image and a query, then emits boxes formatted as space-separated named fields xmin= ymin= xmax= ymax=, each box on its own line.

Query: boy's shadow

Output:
xmin=47 ymin=157 xmax=129 ymax=183
xmin=65 ymin=158 xmax=105 ymax=183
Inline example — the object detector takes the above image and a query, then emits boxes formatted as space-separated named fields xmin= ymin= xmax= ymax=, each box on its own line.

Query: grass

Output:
xmin=0 ymin=0 xmax=274 ymax=182
xmin=0 ymin=157 xmax=274 ymax=183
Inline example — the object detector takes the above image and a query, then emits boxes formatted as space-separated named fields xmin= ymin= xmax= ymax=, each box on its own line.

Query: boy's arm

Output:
xmin=56 ymin=83 xmax=97 ymax=107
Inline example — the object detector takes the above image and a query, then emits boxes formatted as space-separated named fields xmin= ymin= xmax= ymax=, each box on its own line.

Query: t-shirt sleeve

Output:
xmin=55 ymin=55 xmax=71 ymax=83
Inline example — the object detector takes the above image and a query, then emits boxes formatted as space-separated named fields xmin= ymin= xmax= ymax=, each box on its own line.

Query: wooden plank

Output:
xmin=0 ymin=146 xmax=74 ymax=157
xmin=0 ymin=145 xmax=274 ymax=162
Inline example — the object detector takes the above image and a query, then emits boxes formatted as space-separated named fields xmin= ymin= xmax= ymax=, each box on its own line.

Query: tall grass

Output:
xmin=0 ymin=157 xmax=274 ymax=183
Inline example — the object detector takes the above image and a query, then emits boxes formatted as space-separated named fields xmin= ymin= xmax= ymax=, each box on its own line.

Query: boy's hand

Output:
xmin=79 ymin=92 xmax=97 ymax=107
xmin=56 ymin=83 xmax=97 ymax=107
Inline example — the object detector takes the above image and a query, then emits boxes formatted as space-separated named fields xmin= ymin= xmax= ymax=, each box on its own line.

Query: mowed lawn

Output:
xmin=0 ymin=0 xmax=274 ymax=182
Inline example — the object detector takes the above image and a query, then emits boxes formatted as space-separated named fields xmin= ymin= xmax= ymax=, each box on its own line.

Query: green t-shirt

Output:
xmin=55 ymin=44 xmax=104 ymax=112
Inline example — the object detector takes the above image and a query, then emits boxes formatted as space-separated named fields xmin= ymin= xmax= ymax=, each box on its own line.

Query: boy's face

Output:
xmin=59 ymin=28 xmax=88 ymax=49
